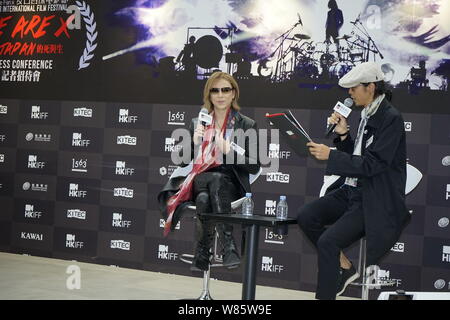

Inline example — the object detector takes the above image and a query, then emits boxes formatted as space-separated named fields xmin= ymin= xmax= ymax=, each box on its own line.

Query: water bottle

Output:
xmin=276 ymin=195 xmax=288 ymax=220
xmin=242 ymin=193 xmax=254 ymax=216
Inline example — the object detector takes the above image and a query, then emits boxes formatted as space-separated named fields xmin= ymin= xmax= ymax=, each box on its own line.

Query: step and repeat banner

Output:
xmin=0 ymin=0 xmax=449 ymax=298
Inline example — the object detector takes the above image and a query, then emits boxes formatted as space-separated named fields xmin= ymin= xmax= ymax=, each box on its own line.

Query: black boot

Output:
xmin=191 ymin=217 xmax=214 ymax=272
xmin=171 ymin=201 xmax=195 ymax=231
xmin=216 ymin=223 xmax=240 ymax=269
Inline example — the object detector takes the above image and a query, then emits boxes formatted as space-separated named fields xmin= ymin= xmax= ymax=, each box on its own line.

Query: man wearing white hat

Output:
xmin=297 ymin=62 xmax=409 ymax=300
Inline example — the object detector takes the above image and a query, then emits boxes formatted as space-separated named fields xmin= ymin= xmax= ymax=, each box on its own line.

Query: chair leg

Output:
xmin=197 ymin=266 xmax=213 ymax=300
xmin=360 ymin=238 xmax=369 ymax=300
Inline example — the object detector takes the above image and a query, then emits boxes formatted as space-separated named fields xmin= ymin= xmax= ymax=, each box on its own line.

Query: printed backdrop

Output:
xmin=0 ymin=0 xmax=449 ymax=299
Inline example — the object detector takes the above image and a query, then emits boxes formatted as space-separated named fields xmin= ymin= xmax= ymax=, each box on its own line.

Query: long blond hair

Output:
xmin=202 ymin=72 xmax=241 ymax=112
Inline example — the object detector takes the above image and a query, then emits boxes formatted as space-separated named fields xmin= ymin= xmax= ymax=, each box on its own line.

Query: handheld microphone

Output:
xmin=325 ymin=98 xmax=354 ymax=137
xmin=196 ymin=108 xmax=212 ymax=143
xmin=198 ymin=108 xmax=212 ymax=127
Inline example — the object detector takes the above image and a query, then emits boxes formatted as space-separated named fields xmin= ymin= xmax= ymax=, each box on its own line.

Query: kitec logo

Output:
xmin=404 ymin=122 xmax=412 ymax=132
xmin=117 ymin=135 xmax=137 ymax=146
xmin=113 ymin=187 xmax=134 ymax=198
xmin=110 ymin=240 xmax=131 ymax=251
xmin=74 ymin=107 xmax=93 ymax=118
xmin=391 ymin=242 xmax=405 ymax=253
xmin=266 ymin=172 xmax=290 ymax=184
xmin=67 ymin=209 xmax=86 ymax=220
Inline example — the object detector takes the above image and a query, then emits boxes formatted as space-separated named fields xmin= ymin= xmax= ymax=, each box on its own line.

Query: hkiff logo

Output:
xmin=31 ymin=105 xmax=48 ymax=119
xmin=119 ymin=108 xmax=138 ymax=123
xmin=112 ymin=213 xmax=131 ymax=228
xmin=158 ymin=244 xmax=178 ymax=260
xmin=72 ymin=132 xmax=90 ymax=147
xmin=261 ymin=256 xmax=284 ymax=273
xmin=268 ymin=143 xmax=291 ymax=159
xmin=69 ymin=183 xmax=87 ymax=198
xmin=442 ymin=246 xmax=450 ymax=263
xmin=28 ymin=154 xmax=45 ymax=169
xmin=66 ymin=234 xmax=84 ymax=249
xmin=159 ymin=219 xmax=180 ymax=230
xmin=265 ymin=200 xmax=277 ymax=215
xmin=115 ymin=161 xmax=135 ymax=176
xmin=25 ymin=204 xmax=42 ymax=219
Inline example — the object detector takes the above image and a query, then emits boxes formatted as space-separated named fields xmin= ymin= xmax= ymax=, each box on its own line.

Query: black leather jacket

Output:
xmin=157 ymin=111 xmax=261 ymax=219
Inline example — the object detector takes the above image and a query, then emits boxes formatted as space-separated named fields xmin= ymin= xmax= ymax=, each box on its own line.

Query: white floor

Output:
xmin=0 ymin=252 xmax=357 ymax=300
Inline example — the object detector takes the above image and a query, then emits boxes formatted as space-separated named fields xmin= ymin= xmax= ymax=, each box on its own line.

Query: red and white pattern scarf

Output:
xmin=163 ymin=108 xmax=237 ymax=236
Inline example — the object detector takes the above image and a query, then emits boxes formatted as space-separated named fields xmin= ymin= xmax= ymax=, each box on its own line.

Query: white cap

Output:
xmin=338 ymin=62 xmax=385 ymax=88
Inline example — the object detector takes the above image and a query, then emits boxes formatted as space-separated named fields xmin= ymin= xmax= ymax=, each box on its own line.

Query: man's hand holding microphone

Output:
xmin=307 ymin=98 xmax=353 ymax=161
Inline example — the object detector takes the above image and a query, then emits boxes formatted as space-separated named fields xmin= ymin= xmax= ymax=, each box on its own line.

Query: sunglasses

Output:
xmin=209 ymin=87 xmax=234 ymax=94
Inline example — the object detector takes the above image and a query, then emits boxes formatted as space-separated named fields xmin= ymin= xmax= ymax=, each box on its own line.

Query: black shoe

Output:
xmin=216 ymin=223 xmax=240 ymax=269
xmin=336 ymin=264 xmax=359 ymax=296
xmin=190 ymin=256 xmax=210 ymax=272
xmin=171 ymin=201 xmax=194 ymax=231
xmin=190 ymin=217 xmax=213 ymax=272
xmin=190 ymin=249 xmax=211 ymax=272
xmin=222 ymin=249 xmax=240 ymax=269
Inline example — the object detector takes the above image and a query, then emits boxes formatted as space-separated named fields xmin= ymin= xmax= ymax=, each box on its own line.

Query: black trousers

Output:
xmin=193 ymin=171 xmax=240 ymax=215
xmin=297 ymin=185 xmax=365 ymax=300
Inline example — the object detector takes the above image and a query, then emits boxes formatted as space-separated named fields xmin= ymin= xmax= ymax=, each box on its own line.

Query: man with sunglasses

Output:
xmin=158 ymin=72 xmax=260 ymax=271
xmin=297 ymin=62 xmax=409 ymax=300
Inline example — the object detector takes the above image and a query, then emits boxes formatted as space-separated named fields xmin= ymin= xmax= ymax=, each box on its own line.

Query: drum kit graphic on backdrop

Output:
xmin=162 ymin=13 xmax=385 ymax=85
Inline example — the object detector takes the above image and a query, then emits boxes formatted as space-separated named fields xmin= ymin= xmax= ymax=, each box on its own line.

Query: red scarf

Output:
xmin=163 ymin=108 xmax=235 ymax=236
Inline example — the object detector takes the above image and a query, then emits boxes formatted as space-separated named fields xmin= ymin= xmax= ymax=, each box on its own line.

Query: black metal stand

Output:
xmin=198 ymin=213 xmax=296 ymax=300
